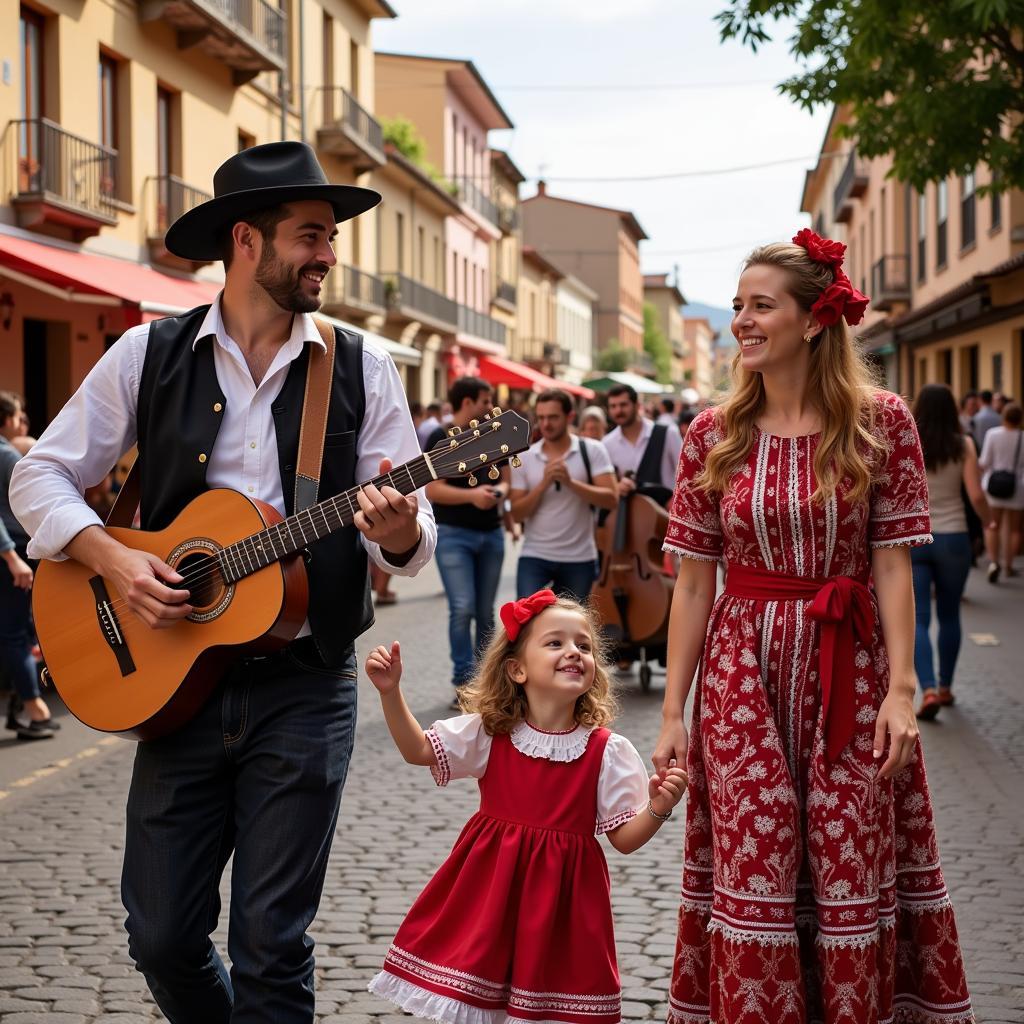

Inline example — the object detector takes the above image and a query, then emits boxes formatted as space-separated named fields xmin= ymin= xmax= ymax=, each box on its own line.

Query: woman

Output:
xmin=979 ymin=401 xmax=1024 ymax=582
xmin=655 ymin=232 xmax=972 ymax=1024
xmin=911 ymin=384 xmax=992 ymax=720
xmin=579 ymin=404 xmax=608 ymax=440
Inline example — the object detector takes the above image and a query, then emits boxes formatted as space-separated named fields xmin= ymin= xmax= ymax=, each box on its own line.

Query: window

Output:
xmin=395 ymin=211 xmax=404 ymax=273
xmin=938 ymin=349 xmax=952 ymax=384
xmin=433 ymin=236 xmax=440 ymax=289
xmin=991 ymin=173 xmax=1002 ymax=232
xmin=936 ymin=180 xmax=948 ymax=267
xmin=18 ymin=7 xmax=44 ymax=192
xmin=960 ymin=170 xmax=976 ymax=250
xmin=916 ymin=191 xmax=927 ymax=282
xmin=349 ymin=39 xmax=359 ymax=96
xmin=417 ymin=226 xmax=424 ymax=279
xmin=156 ymin=86 xmax=176 ymax=229
xmin=322 ymin=13 xmax=334 ymax=121
xmin=99 ymin=54 xmax=118 ymax=151
xmin=237 ymin=129 xmax=255 ymax=152
xmin=993 ymin=352 xmax=1003 ymax=392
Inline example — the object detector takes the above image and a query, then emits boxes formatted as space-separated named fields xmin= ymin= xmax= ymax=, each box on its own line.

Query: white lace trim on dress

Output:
xmin=509 ymin=720 xmax=593 ymax=762
xmin=369 ymin=971 xmax=505 ymax=1024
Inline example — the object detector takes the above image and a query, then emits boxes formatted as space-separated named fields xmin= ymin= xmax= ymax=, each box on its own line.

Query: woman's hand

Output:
xmin=365 ymin=641 xmax=403 ymax=695
xmin=652 ymin=717 xmax=689 ymax=774
xmin=873 ymin=689 xmax=919 ymax=780
xmin=649 ymin=762 xmax=688 ymax=817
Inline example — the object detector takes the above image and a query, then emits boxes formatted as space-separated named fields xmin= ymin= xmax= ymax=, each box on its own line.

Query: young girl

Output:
xmin=365 ymin=589 xmax=687 ymax=1024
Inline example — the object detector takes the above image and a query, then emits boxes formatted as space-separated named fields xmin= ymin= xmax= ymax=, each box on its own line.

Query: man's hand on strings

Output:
xmin=354 ymin=458 xmax=421 ymax=558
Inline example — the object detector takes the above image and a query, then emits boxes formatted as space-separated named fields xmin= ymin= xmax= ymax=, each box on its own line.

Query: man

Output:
xmin=0 ymin=392 xmax=55 ymax=740
xmin=416 ymin=400 xmax=443 ymax=449
xmin=959 ymin=390 xmax=980 ymax=437
xmin=510 ymin=388 xmax=617 ymax=600
xmin=972 ymin=389 xmax=1002 ymax=453
xmin=603 ymin=383 xmax=683 ymax=507
xmin=424 ymin=377 xmax=509 ymax=701
xmin=11 ymin=141 xmax=436 ymax=1024
xmin=656 ymin=397 xmax=678 ymax=428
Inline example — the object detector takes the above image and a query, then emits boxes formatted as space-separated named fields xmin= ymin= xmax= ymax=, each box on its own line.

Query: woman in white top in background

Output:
xmin=979 ymin=401 xmax=1024 ymax=583
xmin=910 ymin=384 xmax=992 ymax=720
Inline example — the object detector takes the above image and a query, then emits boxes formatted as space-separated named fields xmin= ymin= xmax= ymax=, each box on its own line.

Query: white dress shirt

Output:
xmin=10 ymin=296 xmax=436 ymax=634
xmin=602 ymin=416 xmax=682 ymax=493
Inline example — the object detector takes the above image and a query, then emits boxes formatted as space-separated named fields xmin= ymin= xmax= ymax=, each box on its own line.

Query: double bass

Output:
xmin=590 ymin=476 xmax=674 ymax=690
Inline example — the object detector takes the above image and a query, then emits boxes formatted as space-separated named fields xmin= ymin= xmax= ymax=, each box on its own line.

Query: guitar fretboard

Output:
xmin=217 ymin=454 xmax=436 ymax=583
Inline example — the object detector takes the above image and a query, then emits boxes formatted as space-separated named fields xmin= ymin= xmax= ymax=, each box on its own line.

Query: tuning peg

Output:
xmin=469 ymin=419 xmax=479 ymax=429
xmin=511 ymin=456 xmax=522 ymax=468
xmin=478 ymin=454 xmax=487 ymax=463
xmin=447 ymin=428 xmax=455 ymax=438
xmin=492 ymin=407 xmax=502 ymax=415
xmin=468 ymin=473 xmax=478 ymax=486
xmin=473 ymin=429 xmax=481 ymax=437
xmin=452 ymin=425 xmax=462 ymax=435
xmin=491 ymin=421 xmax=500 ymax=431
xmin=449 ymin=438 xmax=457 ymax=448
xmin=488 ymin=466 xmax=500 ymax=480
xmin=500 ymin=444 xmax=509 ymax=454
xmin=458 ymin=461 xmax=467 ymax=473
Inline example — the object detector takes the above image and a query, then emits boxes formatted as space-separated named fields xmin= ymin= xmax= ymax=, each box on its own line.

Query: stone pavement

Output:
xmin=0 ymin=555 xmax=1022 ymax=1023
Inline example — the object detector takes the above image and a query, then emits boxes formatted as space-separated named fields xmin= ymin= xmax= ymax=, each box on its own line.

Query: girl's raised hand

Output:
xmin=365 ymin=641 xmax=403 ymax=694
xmin=648 ymin=761 xmax=688 ymax=818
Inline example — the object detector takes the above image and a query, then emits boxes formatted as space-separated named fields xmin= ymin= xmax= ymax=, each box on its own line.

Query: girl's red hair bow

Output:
xmin=791 ymin=229 xmax=870 ymax=328
xmin=500 ymin=589 xmax=558 ymax=643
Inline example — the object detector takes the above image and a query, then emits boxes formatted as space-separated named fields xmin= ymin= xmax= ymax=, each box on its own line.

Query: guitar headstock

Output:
xmin=428 ymin=407 xmax=531 ymax=484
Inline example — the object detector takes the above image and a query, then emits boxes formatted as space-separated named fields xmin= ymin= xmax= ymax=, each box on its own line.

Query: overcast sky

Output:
xmin=374 ymin=0 xmax=830 ymax=310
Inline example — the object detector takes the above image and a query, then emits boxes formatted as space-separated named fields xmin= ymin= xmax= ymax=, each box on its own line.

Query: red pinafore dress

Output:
xmin=370 ymin=726 xmax=623 ymax=1024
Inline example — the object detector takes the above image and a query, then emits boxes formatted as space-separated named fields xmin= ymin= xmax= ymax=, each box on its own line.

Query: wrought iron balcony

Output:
xmin=456 ymin=178 xmax=500 ymax=227
xmin=629 ymin=349 xmax=657 ymax=377
xmin=870 ymin=255 xmax=911 ymax=311
xmin=493 ymin=279 xmax=517 ymax=309
xmin=139 ymin=0 xmax=286 ymax=84
xmin=542 ymin=341 xmax=571 ymax=365
xmin=457 ymin=304 xmax=507 ymax=346
xmin=147 ymin=174 xmax=213 ymax=268
xmin=7 ymin=119 xmax=117 ymax=241
xmin=833 ymin=149 xmax=868 ymax=223
xmin=497 ymin=203 xmax=519 ymax=234
xmin=384 ymin=272 xmax=458 ymax=332
xmin=322 ymin=265 xmax=387 ymax=318
xmin=316 ymin=88 xmax=386 ymax=172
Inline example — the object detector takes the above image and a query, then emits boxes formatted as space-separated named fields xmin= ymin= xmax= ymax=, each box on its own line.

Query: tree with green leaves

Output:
xmin=643 ymin=304 xmax=673 ymax=385
xmin=595 ymin=339 xmax=632 ymax=373
xmin=717 ymin=0 xmax=1024 ymax=190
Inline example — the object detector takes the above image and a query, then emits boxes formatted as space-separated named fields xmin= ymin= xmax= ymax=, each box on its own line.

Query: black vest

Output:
xmin=136 ymin=305 xmax=372 ymax=666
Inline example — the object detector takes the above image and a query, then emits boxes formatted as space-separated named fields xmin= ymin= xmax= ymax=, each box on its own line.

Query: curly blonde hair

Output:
xmin=698 ymin=242 xmax=885 ymax=505
xmin=458 ymin=597 xmax=619 ymax=735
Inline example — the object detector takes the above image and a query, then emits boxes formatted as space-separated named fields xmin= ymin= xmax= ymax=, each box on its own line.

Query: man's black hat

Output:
xmin=164 ymin=141 xmax=381 ymax=261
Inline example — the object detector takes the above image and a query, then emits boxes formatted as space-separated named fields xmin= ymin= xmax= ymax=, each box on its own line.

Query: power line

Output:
xmin=374 ymin=80 xmax=778 ymax=93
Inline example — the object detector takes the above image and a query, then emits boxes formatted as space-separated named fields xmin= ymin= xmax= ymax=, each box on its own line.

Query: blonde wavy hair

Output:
xmin=698 ymin=242 xmax=885 ymax=504
xmin=458 ymin=597 xmax=619 ymax=735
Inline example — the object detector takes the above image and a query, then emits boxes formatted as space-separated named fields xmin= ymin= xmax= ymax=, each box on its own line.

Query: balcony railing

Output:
xmin=870 ymin=255 xmax=910 ymax=311
xmin=384 ymin=272 xmax=458 ymax=331
xmin=457 ymin=304 xmax=507 ymax=346
xmin=150 ymin=174 xmax=212 ymax=235
xmin=317 ymin=87 xmax=385 ymax=171
xmin=8 ymin=118 xmax=118 ymax=238
xmin=456 ymin=178 xmax=500 ymax=227
xmin=833 ymin=149 xmax=869 ymax=223
xmin=494 ymin=279 xmax=517 ymax=307
xmin=542 ymin=341 xmax=571 ymax=365
xmin=322 ymin=265 xmax=387 ymax=316
xmin=139 ymin=0 xmax=286 ymax=83
xmin=629 ymin=349 xmax=657 ymax=376
xmin=497 ymin=203 xmax=519 ymax=233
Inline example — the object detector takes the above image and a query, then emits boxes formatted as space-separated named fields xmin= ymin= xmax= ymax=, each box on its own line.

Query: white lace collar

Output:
xmin=510 ymin=720 xmax=594 ymax=762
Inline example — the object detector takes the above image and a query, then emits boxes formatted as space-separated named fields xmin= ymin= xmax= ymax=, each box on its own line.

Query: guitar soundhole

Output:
xmin=167 ymin=538 xmax=234 ymax=624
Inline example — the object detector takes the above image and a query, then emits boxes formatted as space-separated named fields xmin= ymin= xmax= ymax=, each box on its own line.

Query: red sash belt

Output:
xmin=724 ymin=563 xmax=875 ymax=761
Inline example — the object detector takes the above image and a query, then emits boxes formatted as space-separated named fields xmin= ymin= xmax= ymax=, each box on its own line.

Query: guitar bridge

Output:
xmin=88 ymin=576 xmax=136 ymax=677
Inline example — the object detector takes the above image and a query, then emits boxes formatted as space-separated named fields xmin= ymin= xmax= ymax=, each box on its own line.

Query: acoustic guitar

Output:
xmin=32 ymin=408 xmax=529 ymax=741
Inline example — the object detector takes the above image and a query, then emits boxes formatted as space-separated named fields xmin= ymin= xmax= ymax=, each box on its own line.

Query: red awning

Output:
xmin=0 ymin=233 xmax=220 ymax=312
xmin=478 ymin=354 xmax=594 ymax=400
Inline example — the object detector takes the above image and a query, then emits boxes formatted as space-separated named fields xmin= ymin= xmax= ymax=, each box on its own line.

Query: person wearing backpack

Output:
xmin=979 ymin=401 xmax=1024 ymax=582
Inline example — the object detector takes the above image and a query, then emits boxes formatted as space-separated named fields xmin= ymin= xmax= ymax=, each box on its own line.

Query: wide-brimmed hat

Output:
xmin=165 ymin=141 xmax=381 ymax=261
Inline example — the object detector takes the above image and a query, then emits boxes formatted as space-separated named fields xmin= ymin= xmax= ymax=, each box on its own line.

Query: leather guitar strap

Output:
xmin=294 ymin=317 xmax=336 ymax=512
xmin=103 ymin=318 xmax=336 ymax=528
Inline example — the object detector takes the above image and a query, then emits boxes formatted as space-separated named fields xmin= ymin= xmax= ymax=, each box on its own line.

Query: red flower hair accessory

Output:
xmin=791 ymin=229 xmax=870 ymax=328
xmin=500 ymin=589 xmax=558 ymax=643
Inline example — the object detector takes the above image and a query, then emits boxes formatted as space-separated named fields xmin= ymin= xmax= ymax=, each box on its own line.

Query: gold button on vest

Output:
xmin=213 ymin=402 xmax=223 ymax=413
xmin=198 ymin=453 xmax=207 ymax=463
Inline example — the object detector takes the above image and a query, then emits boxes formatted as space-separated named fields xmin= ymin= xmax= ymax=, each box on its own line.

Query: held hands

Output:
xmin=648 ymin=760 xmax=688 ymax=817
xmin=366 ymin=640 xmax=403 ymax=695
xmin=652 ymin=717 xmax=689 ymax=776
xmin=469 ymin=486 xmax=502 ymax=511
xmin=543 ymin=460 xmax=570 ymax=488
xmin=873 ymin=688 xmax=919 ymax=780
xmin=353 ymin=458 xmax=421 ymax=556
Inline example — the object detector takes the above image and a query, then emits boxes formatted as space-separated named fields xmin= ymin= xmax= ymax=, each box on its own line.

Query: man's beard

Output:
xmin=255 ymin=247 xmax=326 ymax=314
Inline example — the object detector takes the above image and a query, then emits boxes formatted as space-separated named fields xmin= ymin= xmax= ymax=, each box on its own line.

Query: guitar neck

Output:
xmin=218 ymin=454 xmax=435 ymax=583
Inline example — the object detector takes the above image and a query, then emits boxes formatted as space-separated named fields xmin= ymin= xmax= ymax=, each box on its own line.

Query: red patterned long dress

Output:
xmin=662 ymin=392 xmax=973 ymax=1024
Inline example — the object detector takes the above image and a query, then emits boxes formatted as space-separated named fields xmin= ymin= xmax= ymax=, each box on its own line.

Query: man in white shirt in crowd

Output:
xmin=655 ymin=397 xmax=678 ymax=429
xmin=416 ymin=401 xmax=443 ymax=449
xmin=510 ymin=389 xmax=617 ymax=600
xmin=602 ymin=383 xmax=682 ymax=507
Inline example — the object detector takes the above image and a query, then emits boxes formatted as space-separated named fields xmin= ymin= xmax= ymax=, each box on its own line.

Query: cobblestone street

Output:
xmin=1 ymin=555 xmax=1022 ymax=1023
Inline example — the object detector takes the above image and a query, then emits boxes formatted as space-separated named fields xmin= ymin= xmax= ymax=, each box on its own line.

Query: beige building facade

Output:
xmin=1 ymin=0 xmax=404 ymax=429
xmin=681 ymin=317 xmax=716 ymax=398
xmin=516 ymin=247 xmax=560 ymax=374
xmin=489 ymin=148 xmax=523 ymax=360
xmin=801 ymin=106 xmax=1024 ymax=399
xmin=555 ymin=273 xmax=597 ymax=386
xmin=643 ymin=273 xmax=686 ymax=388
xmin=521 ymin=183 xmax=647 ymax=368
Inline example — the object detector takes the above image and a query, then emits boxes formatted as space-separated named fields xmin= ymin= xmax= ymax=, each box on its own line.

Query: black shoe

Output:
xmin=987 ymin=562 xmax=1001 ymax=584
xmin=16 ymin=719 xmax=56 ymax=741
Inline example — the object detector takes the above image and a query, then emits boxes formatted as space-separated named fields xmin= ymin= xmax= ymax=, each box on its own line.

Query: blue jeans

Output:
xmin=517 ymin=555 xmax=598 ymax=603
xmin=435 ymin=524 xmax=505 ymax=686
xmin=911 ymin=532 xmax=972 ymax=690
xmin=0 ymin=549 xmax=40 ymax=702
xmin=121 ymin=646 xmax=357 ymax=1024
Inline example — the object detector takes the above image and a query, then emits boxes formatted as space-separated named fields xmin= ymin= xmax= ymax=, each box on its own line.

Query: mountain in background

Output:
xmin=681 ymin=302 xmax=732 ymax=338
